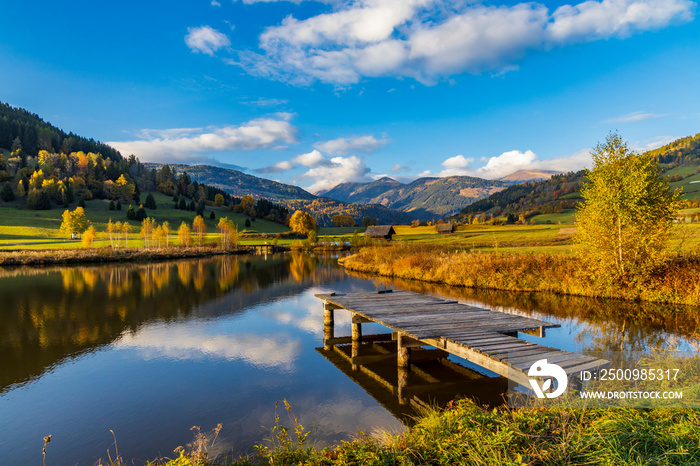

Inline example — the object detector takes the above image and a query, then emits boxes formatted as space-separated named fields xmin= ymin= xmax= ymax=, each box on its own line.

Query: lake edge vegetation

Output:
xmin=90 ymin=398 xmax=699 ymax=465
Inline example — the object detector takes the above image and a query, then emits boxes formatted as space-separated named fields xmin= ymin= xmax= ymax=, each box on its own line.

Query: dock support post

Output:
xmin=397 ymin=334 xmax=411 ymax=368
xmin=323 ymin=303 xmax=335 ymax=350
xmin=397 ymin=366 xmax=409 ymax=405
xmin=351 ymin=313 xmax=362 ymax=342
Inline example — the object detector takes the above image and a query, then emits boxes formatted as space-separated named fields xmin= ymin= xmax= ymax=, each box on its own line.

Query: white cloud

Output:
xmin=435 ymin=148 xmax=592 ymax=179
xmin=115 ymin=323 xmax=301 ymax=371
xmin=108 ymin=117 xmax=298 ymax=163
xmin=185 ymin=25 xmax=231 ymax=55
xmin=476 ymin=150 xmax=539 ymax=178
xmin=605 ymin=111 xmax=669 ymax=123
xmin=549 ymin=0 xmax=694 ymax=43
xmin=293 ymin=149 xmax=327 ymax=167
xmin=259 ymin=148 xmax=372 ymax=192
xmin=313 ymin=135 xmax=390 ymax=155
xmin=245 ymin=97 xmax=289 ymax=107
xmin=438 ymin=154 xmax=476 ymax=176
xmin=231 ymin=0 xmax=695 ymax=85
xmin=300 ymin=155 xmax=371 ymax=192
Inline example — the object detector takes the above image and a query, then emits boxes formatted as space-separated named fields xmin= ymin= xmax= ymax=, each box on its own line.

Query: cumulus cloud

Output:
xmin=300 ymin=155 xmax=371 ymax=192
xmin=605 ymin=111 xmax=669 ymax=123
xmin=257 ymin=148 xmax=371 ymax=192
xmin=185 ymin=25 xmax=231 ymax=55
xmin=438 ymin=154 xmax=477 ymax=176
xmin=230 ymin=0 xmax=695 ymax=85
xmin=314 ymin=135 xmax=390 ymax=155
xmin=115 ymin=323 xmax=301 ymax=371
xmin=293 ymin=149 xmax=327 ymax=167
xmin=434 ymin=148 xmax=592 ymax=179
xmin=108 ymin=116 xmax=298 ymax=163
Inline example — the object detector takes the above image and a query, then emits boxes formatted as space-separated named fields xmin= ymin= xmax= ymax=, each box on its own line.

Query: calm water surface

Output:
xmin=1 ymin=254 xmax=697 ymax=465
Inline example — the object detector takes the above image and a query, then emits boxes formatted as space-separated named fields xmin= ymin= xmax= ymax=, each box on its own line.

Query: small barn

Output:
xmin=365 ymin=225 xmax=396 ymax=241
xmin=437 ymin=223 xmax=454 ymax=234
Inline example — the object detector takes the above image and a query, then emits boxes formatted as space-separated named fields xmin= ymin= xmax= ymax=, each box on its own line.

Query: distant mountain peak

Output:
xmin=499 ymin=169 xmax=561 ymax=182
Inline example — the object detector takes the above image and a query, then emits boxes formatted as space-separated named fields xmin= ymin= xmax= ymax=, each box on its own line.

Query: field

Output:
xmin=0 ymin=192 xmax=290 ymax=249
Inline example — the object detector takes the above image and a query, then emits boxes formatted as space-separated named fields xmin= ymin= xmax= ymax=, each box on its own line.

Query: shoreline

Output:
xmin=339 ymin=244 xmax=700 ymax=306
xmin=0 ymin=246 xmax=255 ymax=267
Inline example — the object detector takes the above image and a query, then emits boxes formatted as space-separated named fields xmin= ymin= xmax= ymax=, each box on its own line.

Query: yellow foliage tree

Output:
xmin=575 ymin=132 xmax=680 ymax=284
xmin=289 ymin=210 xmax=317 ymax=236
xmin=178 ymin=221 xmax=192 ymax=247
xmin=193 ymin=216 xmax=207 ymax=246
xmin=82 ymin=226 xmax=97 ymax=248
xmin=60 ymin=206 xmax=88 ymax=238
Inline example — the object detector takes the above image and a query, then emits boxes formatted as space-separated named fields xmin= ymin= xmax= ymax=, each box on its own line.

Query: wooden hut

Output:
xmin=365 ymin=225 xmax=396 ymax=241
xmin=437 ymin=223 xmax=454 ymax=234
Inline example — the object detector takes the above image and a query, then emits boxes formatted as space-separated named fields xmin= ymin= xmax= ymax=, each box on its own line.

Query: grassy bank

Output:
xmin=0 ymin=246 xmax=250 ymax=266
xmin=340 ymin=244 xmax=700 ymax=305
xmin=95 ymin=399 xmax=699 ymax=465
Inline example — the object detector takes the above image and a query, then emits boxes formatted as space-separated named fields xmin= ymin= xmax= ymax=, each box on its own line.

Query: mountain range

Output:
xmin=321 ymin=176 xmax=512 ymax=219
xmin=144 ymin=165 xmax=560 ymax=222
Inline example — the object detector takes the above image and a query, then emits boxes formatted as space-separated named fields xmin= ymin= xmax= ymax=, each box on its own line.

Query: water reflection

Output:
xmin=317 ymin=338 xmax=508 ymax=424
xmin=0 ymin=253 xmax=342 ymax=393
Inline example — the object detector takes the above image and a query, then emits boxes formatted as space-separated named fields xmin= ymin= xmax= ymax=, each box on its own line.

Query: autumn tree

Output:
xmin=82 ymin=226 xmax=97 ymax=248
xmin=192 ymin=215 xmax=207 ymax=246
xmin=115 ymin=174 xmax=135 ymax=201
xmin=214 ymin=193 xmax=224 ymax=206
xmin=178 ymin=221 xmax=192 ymax=247
xmin=575 ymin=132 xmax=680 ymax=284
xmin=140 ymin=217 xmax=156 ymax=248
xmin=106 ymin=219 xmax=116 ymax=247
xmin=162 ymin=221 xmax=170 ymax=247
xmin=289 ymin=210 xmax=317 ymax=236
xmin=217 ymin=217 xmax=238 ymax=250
xmin=60 ymin=206 xmax=88 ymax=238
xmin=121 ymin=221 xmax=132 ymax=247
xmin=332 ymin=215 xmax=354 ymax=227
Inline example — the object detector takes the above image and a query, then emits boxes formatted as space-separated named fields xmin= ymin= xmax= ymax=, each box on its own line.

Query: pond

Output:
xmin=0 ymin=253 xmax=697 ymax=465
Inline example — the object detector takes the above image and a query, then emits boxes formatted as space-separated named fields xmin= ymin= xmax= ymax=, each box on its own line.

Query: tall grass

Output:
xmin=341 ymin=244 xmax=700 ymax=305
xmin=123 ymin=399 xmax=700 ymax=465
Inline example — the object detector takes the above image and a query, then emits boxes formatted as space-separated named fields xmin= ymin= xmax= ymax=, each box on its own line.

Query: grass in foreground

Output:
xmin=93 ymin=399 xmax=700 ymax=465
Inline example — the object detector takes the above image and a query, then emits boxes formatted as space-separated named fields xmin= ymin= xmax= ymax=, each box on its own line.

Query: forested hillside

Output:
xmin=0 ymin=102 xmax=121 ymax=160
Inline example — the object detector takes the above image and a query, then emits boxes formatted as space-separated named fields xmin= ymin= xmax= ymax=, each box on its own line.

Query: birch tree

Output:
xmin=575 ymin=132 xmax=680 ymax=284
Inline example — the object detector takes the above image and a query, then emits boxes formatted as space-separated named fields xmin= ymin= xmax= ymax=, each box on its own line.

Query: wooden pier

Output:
xmin=249 ymin=244 xmax=288 ymax=254
xmin=315 ymin=290 xmax=609 ymax=389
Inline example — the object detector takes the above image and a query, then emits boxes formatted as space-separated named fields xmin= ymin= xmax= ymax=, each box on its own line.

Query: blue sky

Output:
xmin=1 ymin=0 xmax=699 ymax=192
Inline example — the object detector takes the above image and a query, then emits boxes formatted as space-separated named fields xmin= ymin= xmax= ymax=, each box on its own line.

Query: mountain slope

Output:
xmin=320 ymin=177 xmax=403 ymax=204
xmin=146 ymin=163 xmax=316 ymax=201
xmin=499 ymin=169 xmax=560 ymax=182
xmin=324 ymin=175 xmax=510 ymax=219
